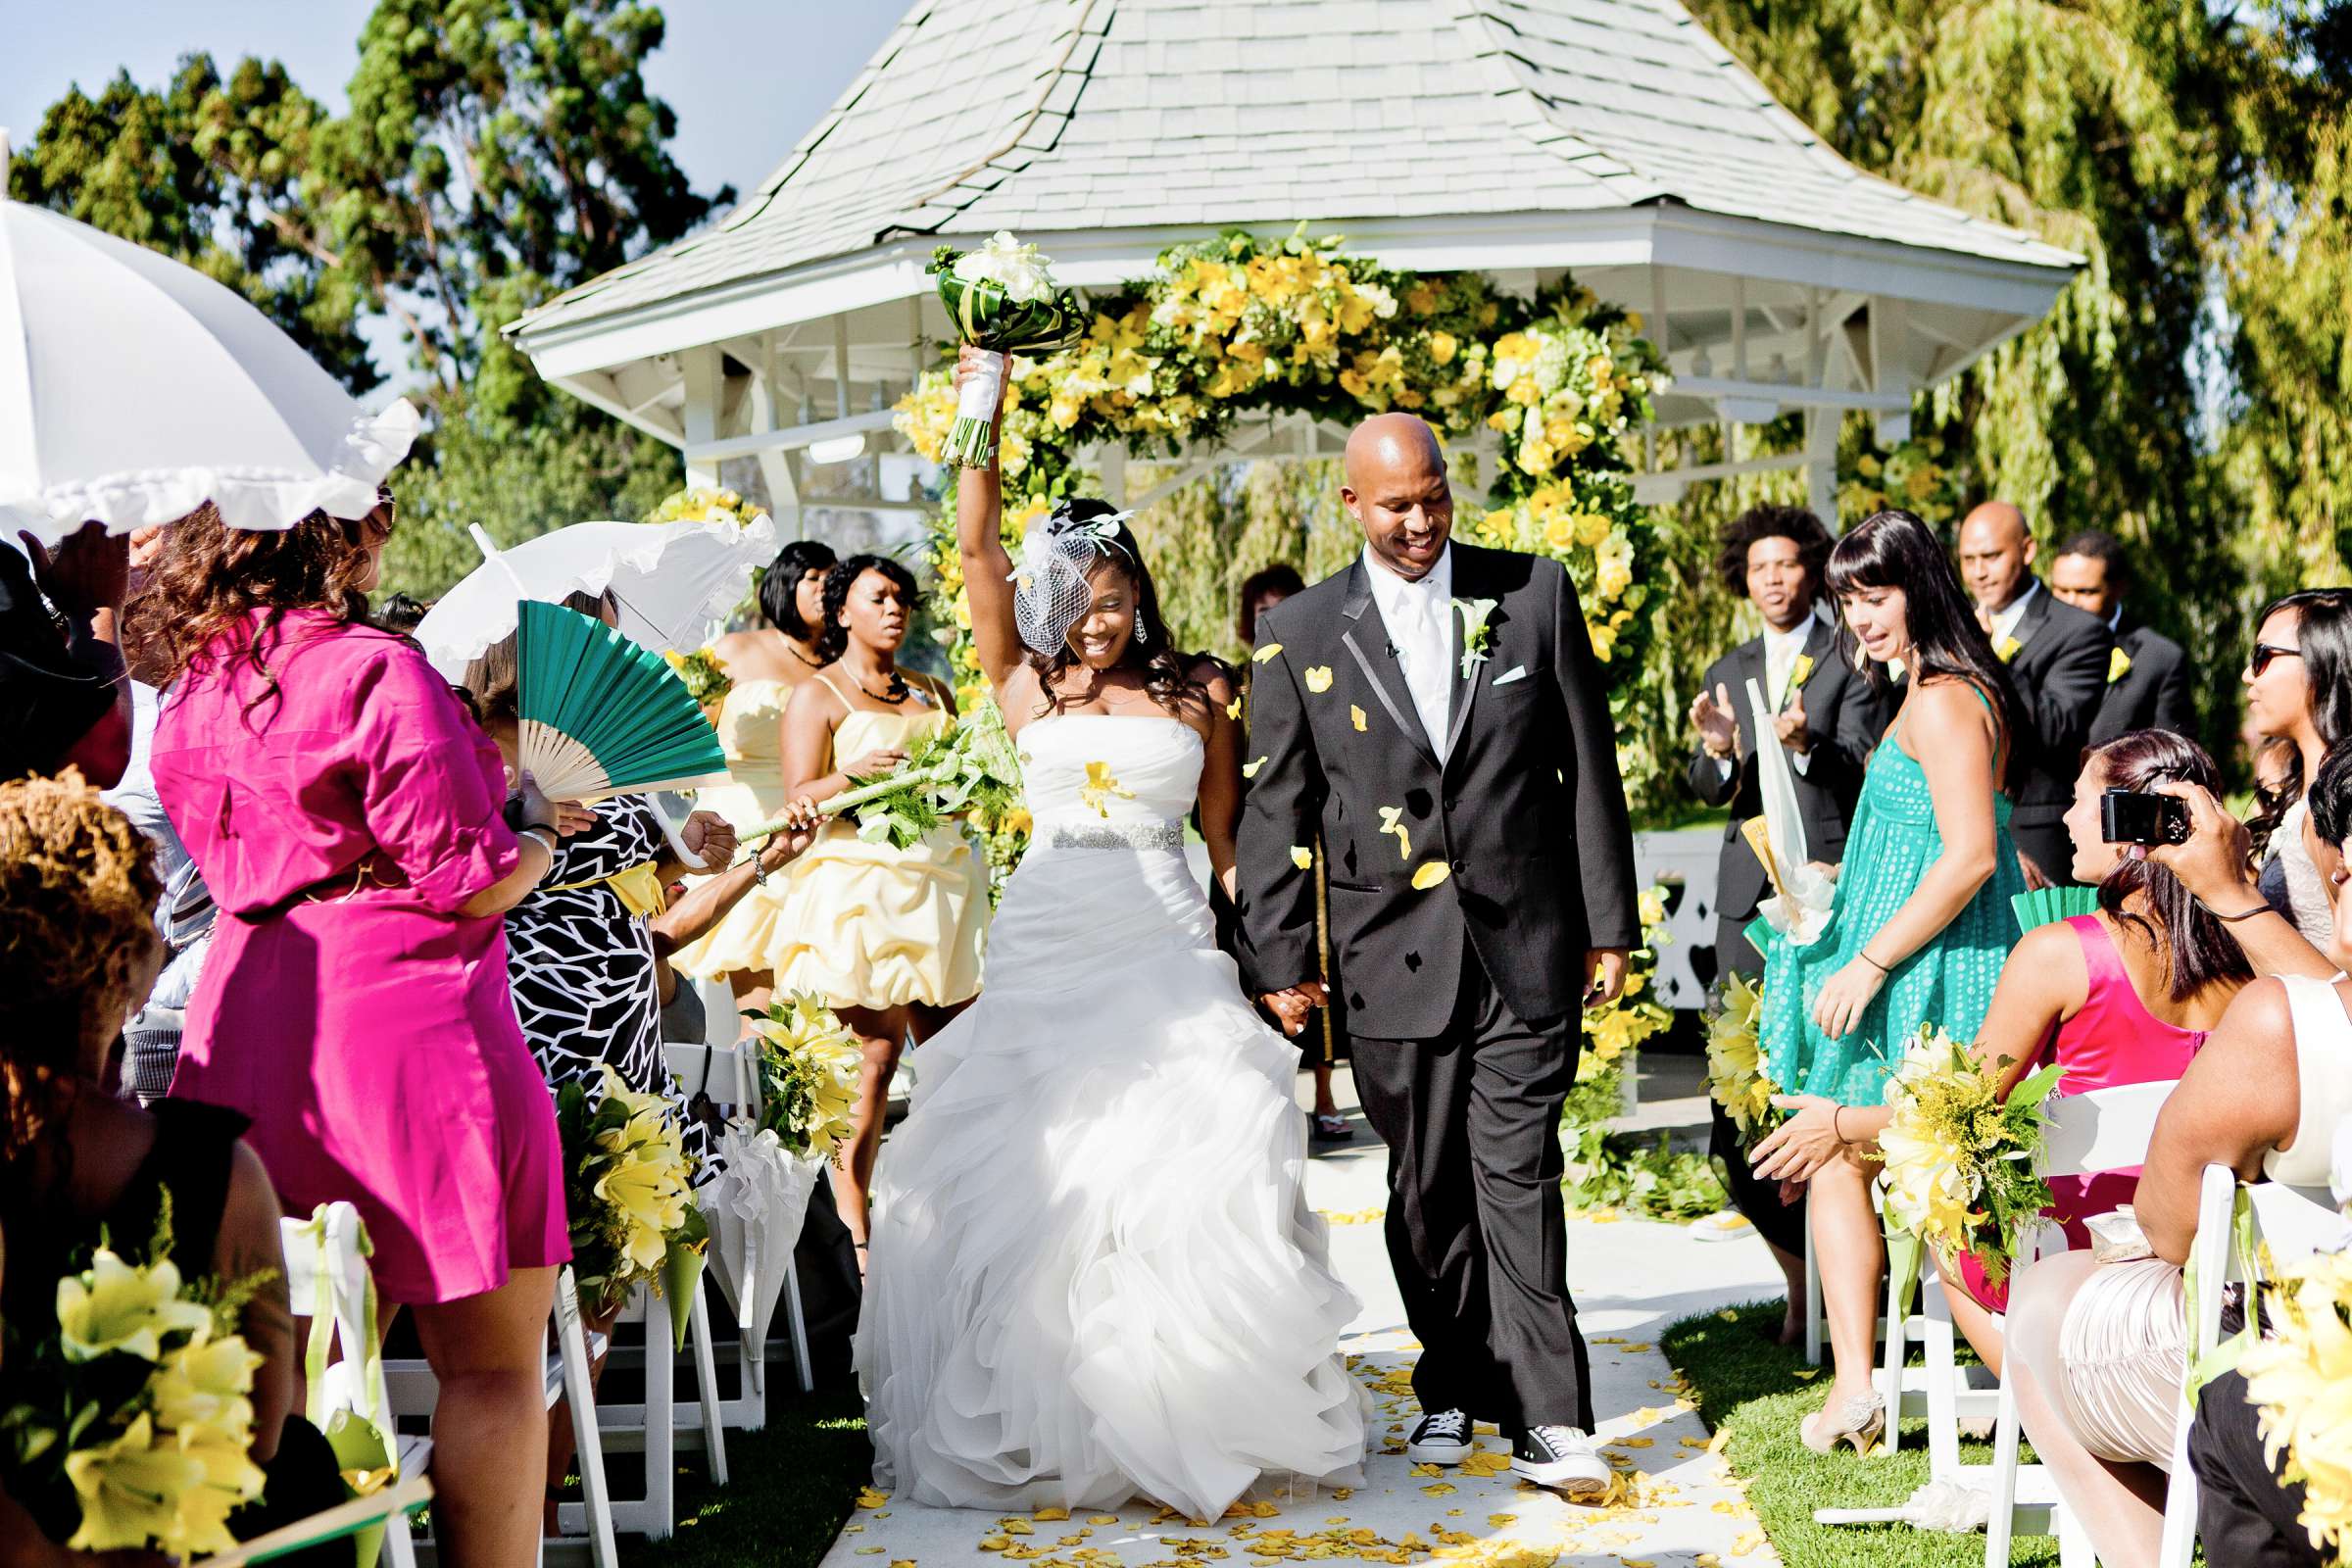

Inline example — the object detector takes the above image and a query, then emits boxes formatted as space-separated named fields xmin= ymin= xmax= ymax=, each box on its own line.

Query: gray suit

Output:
xmin=2086 ymin=617 xmax=2192 ymax=749
xmin=1998 ymin=588 xmax=2115 ymax=882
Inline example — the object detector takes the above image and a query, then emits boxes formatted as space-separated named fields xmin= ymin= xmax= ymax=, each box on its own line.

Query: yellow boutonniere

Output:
xmin=2108 ymin=646 xmax=2133 ymax=683
xmin=1785 ymin=652 xmax=1814 ymax=697
xmin=1995 ymin=635 xmax=2023 ymax=663
xmin=1080 ymin=762 xmax=1134 ymax=817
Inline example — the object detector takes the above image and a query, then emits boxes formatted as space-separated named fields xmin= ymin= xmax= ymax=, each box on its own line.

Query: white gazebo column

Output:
xmin=679 ymin=345 xmax=723 ymax=489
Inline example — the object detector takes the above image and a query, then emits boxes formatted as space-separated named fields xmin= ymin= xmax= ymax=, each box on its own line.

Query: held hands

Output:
xmin=1690 ymin=683 xmax=1740 ymax=760
xmin=682 ymin=809 xmax=737 ymax=871
xmin=1749 ymin=1094 xmax=1850 ymax=1184
xmin=1259 ymin=981 xmax=1329 ymax=1038
xmin=1809 ymin=955 xmax=1886 ymax=1040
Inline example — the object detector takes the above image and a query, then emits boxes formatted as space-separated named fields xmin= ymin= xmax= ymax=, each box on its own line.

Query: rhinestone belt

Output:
xmin=1045 ymin=818 xmax=1186 ymax=851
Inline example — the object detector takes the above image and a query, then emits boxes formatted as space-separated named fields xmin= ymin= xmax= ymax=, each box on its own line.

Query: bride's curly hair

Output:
xmin=126 ymin=503 xmax=384 ymax=706
xmin=1028 ymin=499 xmax=1202 ymax=718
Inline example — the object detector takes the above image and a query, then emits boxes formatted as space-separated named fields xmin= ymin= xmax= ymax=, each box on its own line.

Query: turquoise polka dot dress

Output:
xmin=1758 ymin=712 xmax=2028 ymax=1106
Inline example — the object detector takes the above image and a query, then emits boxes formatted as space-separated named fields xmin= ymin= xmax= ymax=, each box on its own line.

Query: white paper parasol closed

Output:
xmin=1746 ymin=675 xmax=1838 ymax=944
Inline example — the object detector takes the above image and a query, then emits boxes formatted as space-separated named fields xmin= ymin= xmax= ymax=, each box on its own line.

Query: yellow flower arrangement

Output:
xmin=1839 ymin=437 xmax=1964 ymax=526
xmin=750 ymin=993 xmax=866 ymax=1162
xmin=2242 ymin=1248 xmax=2352 ymax=1557
xmin=1878 ymin=1028 xmax=2065 ymax=1286
xmin=646 ymin=485 xmax=770 ymax=529
xmin=1702 ymin=970 xmax=1778 ymax=1141
xmin=556 ymin=1063 xmax=701 ymax=1312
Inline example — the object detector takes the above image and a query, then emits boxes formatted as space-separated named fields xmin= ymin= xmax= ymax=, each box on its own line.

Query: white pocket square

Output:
xmin=1491 ymin=664 xmax=1529 ymax=686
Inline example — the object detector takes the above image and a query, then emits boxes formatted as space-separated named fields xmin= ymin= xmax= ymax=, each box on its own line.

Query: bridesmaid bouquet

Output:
xmin=1702 ymin=970 xmax=1779 ymax=1144
xmin=747 ymin=993 xmax=865 ymax=1163
xmin=741 ymin=698 xmax=1024 ymax=853
xmin=662 ymin=647 xmax=732 ymax=710
xmin=2242 ymin=1248 xmax=2352 ymax=1557
xmin=1877 ymin=1028 xmax=2065 ymax=1287
xmin=0 ymin=1216 xmax=270 ymax=1555
xmin=931 ymin=232 xmax=1083 ymax=467
xmin=555 ymin=1064 xmax=705 ymax=1323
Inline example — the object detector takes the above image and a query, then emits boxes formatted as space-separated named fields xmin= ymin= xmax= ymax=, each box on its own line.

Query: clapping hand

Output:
xmin=683 ymin=809 xmax=737 ymax=871
xmin=1772 ymin=691 xmax=1810 ymax=757
xmin=1690 ymin=682 xmax=1740 ymax=760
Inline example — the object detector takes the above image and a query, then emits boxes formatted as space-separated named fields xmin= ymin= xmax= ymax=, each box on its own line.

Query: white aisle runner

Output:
xmin=829 ymin=1073 xmax=1786 ymax=1568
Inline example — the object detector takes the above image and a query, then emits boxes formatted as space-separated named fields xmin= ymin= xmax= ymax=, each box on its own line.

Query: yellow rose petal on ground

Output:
xmin=1615 ymin=1436 xmax=1654 ymax=1448
xmin=1410 ymin=861 xmax=1451 ymax=890
xmin=1790 ymin=1367 xmax=1819 ymax=1380
xmin=1350 ymin=705 xmax=1367 ymax=732
xmin=1303 ymin=665 xmax=1334 ymax=693
xmin=1716 ymin=1309 xmax=1737 ymax=1322
xmin=1088 ymin=1516 xmax=1118 ymax=1526
xmin=1003 ymin=1520 xmax=1034 ymax=1535
xmin=857 ymin=1488 xmax=891 ymax=1509
xmin=1251 ymin=1502 xmax=1280 ymax=1518
xmin=1409 ymin=1463 xmax=1443 ymax=1477
xmin=1034 ymin=1507 xmax=1071 ymax=1522
xmin=1291 ymin=846 xmax=1314 ymax=869
xmin=1252 ymin=644 xmax=1283 ymax=662
xmin=1420 ymin=1482 xmax=1457 ymax=1496
xmin=1243 ymin=757 xmax=1266 ymax=779
xmin=856 ymin=1550 xmax=884 ymax=1557
xmin=980 ymin=1539 xmax=1011 ymax=1552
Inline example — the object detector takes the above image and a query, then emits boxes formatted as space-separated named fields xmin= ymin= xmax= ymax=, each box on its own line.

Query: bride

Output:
xmin=856 ymin=348 xmax=1370 ymax=1518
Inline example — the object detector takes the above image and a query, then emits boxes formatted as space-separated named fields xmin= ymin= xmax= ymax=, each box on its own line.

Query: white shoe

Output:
xmin=1689 ymin=1210 xmax=1753 ymax=1242
xmin=1510 ymin=1425 xmax=1611 ymax=1497
xmin=1404 ymin=1408 xmax=1472 ymax=1464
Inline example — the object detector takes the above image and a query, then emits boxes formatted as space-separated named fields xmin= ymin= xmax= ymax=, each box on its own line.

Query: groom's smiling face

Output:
xmin=1343 ymin=414 xmax=1452 ymax=581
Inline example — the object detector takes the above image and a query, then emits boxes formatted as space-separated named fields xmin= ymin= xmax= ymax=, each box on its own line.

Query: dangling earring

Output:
xmin=1135 ymin=614 xmax=1150 ymax=647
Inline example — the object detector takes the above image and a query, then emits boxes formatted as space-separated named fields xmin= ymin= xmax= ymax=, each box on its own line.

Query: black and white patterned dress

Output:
xmin=506 ymin=794 xmax=708 ymax=1165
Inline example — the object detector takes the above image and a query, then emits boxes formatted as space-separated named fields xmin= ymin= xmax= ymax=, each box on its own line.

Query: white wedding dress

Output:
xmin=857 ymin=713 xmax=1370 ymax=1519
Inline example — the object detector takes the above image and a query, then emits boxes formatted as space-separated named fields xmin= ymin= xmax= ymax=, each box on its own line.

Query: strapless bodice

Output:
xmin=1015 ymin=713 xmax=1204 ymax=843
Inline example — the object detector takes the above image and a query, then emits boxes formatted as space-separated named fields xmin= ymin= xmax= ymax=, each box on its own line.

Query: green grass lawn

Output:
xmin=632 ymin=1382 xmax=870 ymax=1568
xmin=1662 ymin=1300 xmax=2060 ymax=1568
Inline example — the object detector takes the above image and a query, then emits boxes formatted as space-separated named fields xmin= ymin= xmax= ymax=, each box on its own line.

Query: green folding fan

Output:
xmin=516 ymin=599 xmax=728 ymax=802
xmin=2012 ymin=885 xmax=2100 ymax=936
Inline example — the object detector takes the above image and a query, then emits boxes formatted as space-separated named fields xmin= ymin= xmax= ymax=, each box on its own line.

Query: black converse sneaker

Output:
xmin=1510 ymin=1425 xmax=1610 ymax=1496
xmin=1403 ymin=1408 xmax=1472 ymax=1464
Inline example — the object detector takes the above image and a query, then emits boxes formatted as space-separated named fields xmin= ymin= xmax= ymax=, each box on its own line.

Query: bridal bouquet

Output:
xmin=748 ymin=993 xmax=865 ymax=1163
xmin=931 ymin=233 xmax=1084 ymax=467
xmin=1702 ymin=970 xmax=1779 ymax=1144
xmin=1877 ymin=1029 xmax=2066 ymax=1287
xmin=556 ymin=1064 xmax=704 ymax=1320
xmin=742 ymin=697 xmax=1023 ymax=853
xmin=2241 ymin=1248 xmax=2352 ymax=1556
xmin=0 ymin=1211 xmax=270 ymax=1555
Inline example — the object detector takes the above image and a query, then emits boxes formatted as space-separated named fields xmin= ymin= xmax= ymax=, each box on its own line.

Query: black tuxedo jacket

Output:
xmin=1998 ymin=586 xmax=2114 ymax=827
xmin=1686 ymin=617 xmax=1886 ymax=926
xmin=2086 ymin=617 xmax=2191 ymax=749
xmin=1236 ymin=545 xmax=1637 ymax=1040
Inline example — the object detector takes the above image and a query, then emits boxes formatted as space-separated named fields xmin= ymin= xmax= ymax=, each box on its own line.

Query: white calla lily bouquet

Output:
xmin=748 ymin=993 xmax=865 ymax=1163
xmin=555 ymin=1064 xmax=705 ymax=1319
xmin=930 ymin=233 xmax=1084 ymax=468
xmin=0 ymin=1204 xmax=272 ymax=1557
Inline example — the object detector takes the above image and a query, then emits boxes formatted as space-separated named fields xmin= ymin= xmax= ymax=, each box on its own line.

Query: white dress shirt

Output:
xmin=1989 ymin=578 xmax=2041 ymax=650
xmin=1715 ymin=612 xmax=1821 ymax=779
xmin=1362 ymin=544 xmax=1454 ymax=757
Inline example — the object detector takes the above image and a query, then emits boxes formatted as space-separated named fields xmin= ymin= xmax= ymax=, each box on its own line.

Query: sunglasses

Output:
xmin=2250 ymin=643 xmax=2303 ymax=678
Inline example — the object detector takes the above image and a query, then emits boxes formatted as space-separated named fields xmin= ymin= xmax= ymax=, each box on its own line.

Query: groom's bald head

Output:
xmin=1343 ymin=414 xmax=1452 ymax=580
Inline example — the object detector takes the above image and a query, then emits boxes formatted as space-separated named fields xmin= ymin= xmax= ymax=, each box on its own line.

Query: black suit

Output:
xmin=1686 ymin=616 xmax=1886 ymax=975
xmin=1238 ymin=544 xmax=1636 ymax=1432
xmin=1995 ymin=585 xmax=2114 ymax=882
xmin=2086 ymin=615 xmax=2191 ymax=749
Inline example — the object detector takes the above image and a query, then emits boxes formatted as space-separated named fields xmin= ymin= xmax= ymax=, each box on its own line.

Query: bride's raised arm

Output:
xmin=955 ymin=345 xmax=1026 ymax=695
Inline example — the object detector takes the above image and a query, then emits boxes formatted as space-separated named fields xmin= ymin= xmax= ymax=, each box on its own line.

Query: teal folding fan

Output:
xmin=516 ymin=599 xmax=728 ymax=802
xmin=2012 ymin=885 xmax=2100 ymax=936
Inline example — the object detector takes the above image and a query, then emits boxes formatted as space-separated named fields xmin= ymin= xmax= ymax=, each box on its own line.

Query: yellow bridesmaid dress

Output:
xmin=768 ymin=673 xmax=990 ymax=1010
xmin=672 ymin=678 xmax=803 ymax=980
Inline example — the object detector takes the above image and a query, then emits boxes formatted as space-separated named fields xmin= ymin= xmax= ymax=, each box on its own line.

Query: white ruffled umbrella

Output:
xmin=414 ymin=513 xmax=777 ymax=680
xmin=0 ymin=129 xmax=418 ymax=547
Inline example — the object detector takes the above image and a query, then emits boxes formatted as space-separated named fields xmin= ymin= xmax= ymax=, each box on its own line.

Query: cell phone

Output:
xmin=2100 ymin=788 xmax=2190 ymax=847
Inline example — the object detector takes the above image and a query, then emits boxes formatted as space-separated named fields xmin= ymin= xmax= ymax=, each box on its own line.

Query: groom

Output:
xmin=1237 ymin=414 xmax=1637 ymax=1496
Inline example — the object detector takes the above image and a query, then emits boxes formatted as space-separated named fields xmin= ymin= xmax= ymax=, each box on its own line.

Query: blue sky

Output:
xmin=1 ymin=1 xmax=904 ymax=211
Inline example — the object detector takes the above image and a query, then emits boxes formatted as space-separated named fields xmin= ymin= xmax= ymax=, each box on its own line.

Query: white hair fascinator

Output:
xmin=1008 ymin=503 xmax=1139 ymax=654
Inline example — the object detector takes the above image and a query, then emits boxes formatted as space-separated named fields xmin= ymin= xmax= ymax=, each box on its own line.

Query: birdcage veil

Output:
xmin=1008 ymin=501 xmax=1139 ymax=654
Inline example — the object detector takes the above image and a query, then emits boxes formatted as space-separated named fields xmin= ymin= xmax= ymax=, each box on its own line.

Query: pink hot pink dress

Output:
xmin=1953 ymin=913 xmax=2206 ymax=1313
xmin=151 ymin=609 xmax=568 ymax=1304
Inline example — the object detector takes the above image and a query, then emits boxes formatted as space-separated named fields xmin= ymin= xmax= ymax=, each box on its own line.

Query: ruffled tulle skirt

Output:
xmin=856 ymin=842 xmax=1369 ymax=1518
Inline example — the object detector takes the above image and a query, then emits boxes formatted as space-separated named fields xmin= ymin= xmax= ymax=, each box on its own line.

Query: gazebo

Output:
xmin=511 ymin=0 xmax=2077 ymax=533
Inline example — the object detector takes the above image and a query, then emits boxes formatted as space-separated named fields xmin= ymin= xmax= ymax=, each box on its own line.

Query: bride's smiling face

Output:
xmin=1067 ymin=562 xmax=1140 ymax=669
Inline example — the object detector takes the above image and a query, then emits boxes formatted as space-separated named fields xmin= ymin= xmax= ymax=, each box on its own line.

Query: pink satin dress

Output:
xmin=152 ymin=610 xmax=568 ymax=1304
xmin=1953 ymin=914 xmax=2206 ymax=1313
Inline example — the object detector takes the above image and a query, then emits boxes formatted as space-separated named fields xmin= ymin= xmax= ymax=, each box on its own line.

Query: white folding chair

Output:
xmin=567 ymin=1279 xmax=729 ymax=1542
xmin=281 ymin=1204 xmax=432 ymax=1568
xmin=1981 ymin=1079 xmax=2180 ymax=1568
xmin=2153 ymin=1165 xmax=2343 ymax=1567
xmin=382 ymin=1265 xmax=619 ymax=1568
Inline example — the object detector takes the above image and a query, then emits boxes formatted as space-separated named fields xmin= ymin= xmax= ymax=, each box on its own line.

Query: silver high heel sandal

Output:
xmin=1800 ymin=1391 xmax=1886 ymax=1455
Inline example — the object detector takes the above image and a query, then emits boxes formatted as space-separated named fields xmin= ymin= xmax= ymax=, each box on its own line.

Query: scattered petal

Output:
xmin=1243 ymin=757 xmax=1267 ymax=780
xmin=1291 ymin=846 xmax=1314 ymax=869
xmin=1410 ymin=861 xmax=1452 ymax=891
xmin=1790 ymin=1368 xmax=1820 ymax=1381
xmin=1252 ymin=644 xmax=1283 ymax=663
xmin=1350 ymin=705 xmax=1367 ymax=732
xmin=1227 ymin=698 xmax=1244 ymax=720
xmin=1303 ymin=665 xmax=1334 ymax=693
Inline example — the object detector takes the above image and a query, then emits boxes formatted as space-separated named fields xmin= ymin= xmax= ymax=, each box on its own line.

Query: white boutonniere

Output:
xmin=1453 ymin=597 xmax=1498 ymax=679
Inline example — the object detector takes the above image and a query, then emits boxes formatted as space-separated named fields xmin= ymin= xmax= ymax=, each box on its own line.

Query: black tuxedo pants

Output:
xmin=1350 ymin=955 xmax=1593 ymax=1433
